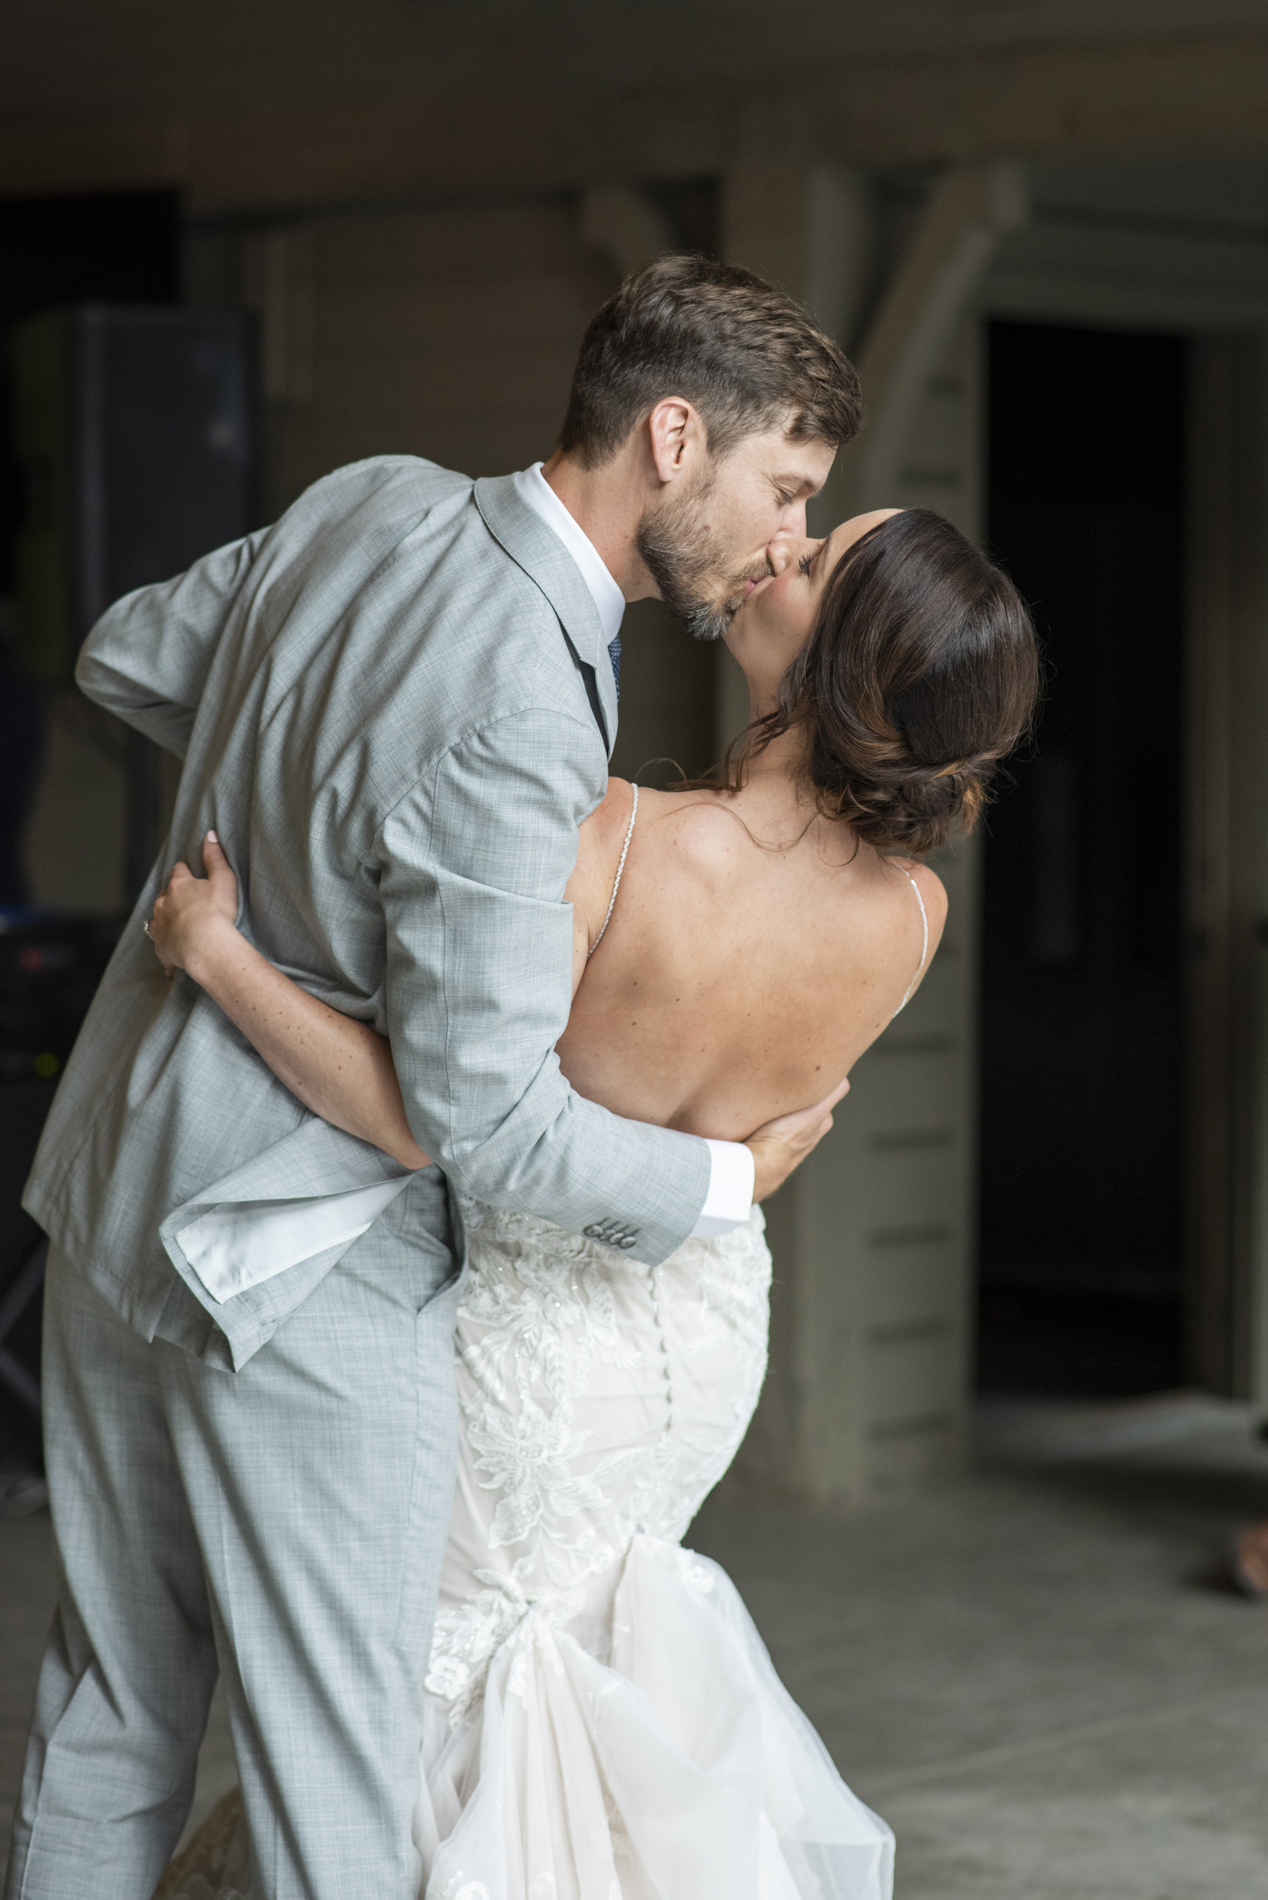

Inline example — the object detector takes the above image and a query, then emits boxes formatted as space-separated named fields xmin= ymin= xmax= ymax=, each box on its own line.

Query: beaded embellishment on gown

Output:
xmin=160 ymin=1201 xmax=894 ymax=1899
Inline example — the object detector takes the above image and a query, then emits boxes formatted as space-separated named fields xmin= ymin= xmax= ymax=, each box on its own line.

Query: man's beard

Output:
xmin=635 ymin=478 xmax=757 ymax=643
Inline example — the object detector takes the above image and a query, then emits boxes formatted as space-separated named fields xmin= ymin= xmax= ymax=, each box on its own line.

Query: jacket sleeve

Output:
xmin=76 ymin=529 xmax=271 ymax=758
xmin=379 ymin=705 xmax=713 ymax=1267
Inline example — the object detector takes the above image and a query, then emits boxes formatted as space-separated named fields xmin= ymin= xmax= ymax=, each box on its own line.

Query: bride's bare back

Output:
xmin=559 ymin=776 xmax=946 ymax=1144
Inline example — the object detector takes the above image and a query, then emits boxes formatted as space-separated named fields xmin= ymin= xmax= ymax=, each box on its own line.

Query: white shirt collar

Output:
xmin=512 ymin=462 xmax=626 ymax=647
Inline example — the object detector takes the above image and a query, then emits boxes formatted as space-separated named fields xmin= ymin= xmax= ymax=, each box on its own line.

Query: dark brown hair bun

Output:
xmin=726 ymin=509 xmax=1040 ymax=855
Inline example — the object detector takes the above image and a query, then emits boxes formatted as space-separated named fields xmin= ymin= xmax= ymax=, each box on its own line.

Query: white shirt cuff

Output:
xmin=690 ymin=1139 xmax=755 ymax=1238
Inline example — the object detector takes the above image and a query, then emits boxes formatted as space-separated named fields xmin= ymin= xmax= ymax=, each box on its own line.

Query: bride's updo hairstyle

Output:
xmin=731 ymin=509 xmax=1039 ymax=854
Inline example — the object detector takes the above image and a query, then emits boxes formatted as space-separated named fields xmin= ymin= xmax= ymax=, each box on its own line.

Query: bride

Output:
xmin=151 ymin=505 xmax=1038 ymax=1900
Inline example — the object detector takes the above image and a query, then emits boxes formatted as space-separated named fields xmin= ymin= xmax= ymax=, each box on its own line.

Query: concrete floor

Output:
xmin=4 ymin=1394 xmax=1268 ymax=1898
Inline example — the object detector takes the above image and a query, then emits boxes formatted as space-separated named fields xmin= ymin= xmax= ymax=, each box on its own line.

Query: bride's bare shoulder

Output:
xmin=573 ymin=782 xmax=738 ymax=924
xmin=573 ymin=777 xmax=636 ymax=896
xmin=579 ymin=776 xmax=636 ymax=854
xmin=634 ymin=786 xmax=756 ymax=886
xmin=888 ymin=854 xmax=950 ymax=944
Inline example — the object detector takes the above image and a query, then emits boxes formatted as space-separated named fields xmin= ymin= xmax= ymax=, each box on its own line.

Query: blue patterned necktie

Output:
xmin=607 ymin=633 xmax=621 ymax=701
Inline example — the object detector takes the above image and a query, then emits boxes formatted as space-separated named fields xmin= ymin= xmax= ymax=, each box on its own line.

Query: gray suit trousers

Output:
xmin=5 ymin=1188 xmax=461 ymax=1900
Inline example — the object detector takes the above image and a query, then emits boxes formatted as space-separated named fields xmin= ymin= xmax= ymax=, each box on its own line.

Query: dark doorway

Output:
xmin=978 ymin=320 xmax=1187 ymax=1397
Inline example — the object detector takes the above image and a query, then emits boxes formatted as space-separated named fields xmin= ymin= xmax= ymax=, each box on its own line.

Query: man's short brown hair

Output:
xmin=558 ymin=255 xmax=863 ymax=467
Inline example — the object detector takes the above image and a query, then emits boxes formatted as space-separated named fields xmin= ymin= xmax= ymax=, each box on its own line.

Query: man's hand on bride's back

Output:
xmin=744 ymin=1077 xmax=850 ymax=1204
xmin=149 ymin=832 xmax=240 ymax=978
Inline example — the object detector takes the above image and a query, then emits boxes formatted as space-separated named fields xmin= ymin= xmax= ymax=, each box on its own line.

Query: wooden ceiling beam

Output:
xmin=1 ymin=29 xmax=1266 ymax=213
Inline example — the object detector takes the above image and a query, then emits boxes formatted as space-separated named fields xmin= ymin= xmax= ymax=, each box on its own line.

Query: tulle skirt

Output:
xmin=415 ymin=1532 xmax=893 ymax=1900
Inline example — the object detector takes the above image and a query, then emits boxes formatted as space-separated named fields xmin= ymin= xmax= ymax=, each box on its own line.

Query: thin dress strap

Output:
xmin=892 ymin=865 xmax=930 ymax=1014
xmin=588 ymin=783 xmax=639 ymax=959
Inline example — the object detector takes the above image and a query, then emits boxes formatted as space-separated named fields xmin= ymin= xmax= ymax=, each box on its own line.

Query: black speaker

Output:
xmin=11 ymin=302 xmax=259 ymax=680
xmin=10 ymin=302 xmax=259 ymax=895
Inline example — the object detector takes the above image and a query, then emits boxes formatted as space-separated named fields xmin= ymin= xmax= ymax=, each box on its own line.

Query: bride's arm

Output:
xmin=148 ymin=811 xmax=619 ymax=1171
xmin=150 ymin=835 xmax=432 ymax=1170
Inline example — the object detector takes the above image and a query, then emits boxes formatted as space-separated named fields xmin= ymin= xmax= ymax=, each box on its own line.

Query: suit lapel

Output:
xmin=474 ymin=474 xmax=619 ymax=753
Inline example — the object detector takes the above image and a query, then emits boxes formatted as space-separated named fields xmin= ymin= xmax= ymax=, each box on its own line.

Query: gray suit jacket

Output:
xmin=24 ymin=458 xmax=711 ymax=1367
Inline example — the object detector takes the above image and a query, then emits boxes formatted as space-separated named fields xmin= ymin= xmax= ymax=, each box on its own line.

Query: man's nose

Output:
xmin=767 ymin=535 xmax=819 ymax=575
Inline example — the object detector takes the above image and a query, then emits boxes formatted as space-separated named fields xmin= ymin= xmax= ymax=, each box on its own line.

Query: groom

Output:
xmin=6 ymin=256 xmax=861 ymax=1899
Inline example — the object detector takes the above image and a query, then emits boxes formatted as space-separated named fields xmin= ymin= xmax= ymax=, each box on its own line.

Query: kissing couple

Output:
xmin=7 ymin=257 xmax=1038 ymax=1900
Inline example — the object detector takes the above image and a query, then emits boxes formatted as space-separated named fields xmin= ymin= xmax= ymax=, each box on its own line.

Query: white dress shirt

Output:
xmin=513 ymin=463 xmax=626 ymax=647
xmin=514 ymin=462 xmax=755 ymax=1239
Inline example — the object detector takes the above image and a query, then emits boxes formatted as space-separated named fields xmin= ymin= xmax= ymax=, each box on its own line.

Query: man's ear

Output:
xmin=646 ymin=397 xmax=703 ymax=485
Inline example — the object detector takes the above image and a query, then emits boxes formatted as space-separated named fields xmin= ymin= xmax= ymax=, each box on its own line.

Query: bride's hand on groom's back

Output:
xmin=744 ymin=1076 xmax=850 ymax=1204
xmin=148 ymin=832 xmax=240 ymax=978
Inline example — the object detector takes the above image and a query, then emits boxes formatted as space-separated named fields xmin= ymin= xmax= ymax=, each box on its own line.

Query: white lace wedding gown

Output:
xmin=417 ymin=1198 xmax=894 ymax=1900
xmin=161 ymin=1197 xmax=894 ymax=1900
